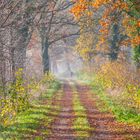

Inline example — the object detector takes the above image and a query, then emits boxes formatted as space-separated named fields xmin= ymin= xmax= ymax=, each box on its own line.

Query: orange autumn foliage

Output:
xmin=70 ymin=0 xmax=140 ymax=47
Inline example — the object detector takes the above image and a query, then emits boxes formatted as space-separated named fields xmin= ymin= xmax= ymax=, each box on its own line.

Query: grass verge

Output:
xmin=77 ymin=72 xmax=140 ymax=126
xmin=0 ymin=81 xmax=62 ymax=139
xmin=90 ymin=79 xmax=140 ymax=126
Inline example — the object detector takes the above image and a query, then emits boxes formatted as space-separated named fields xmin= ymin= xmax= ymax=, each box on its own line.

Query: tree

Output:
xmin=36 ymin=0 xmax=78 ymax=73
xmin=70 ymin=0 xmax=140 ymax=64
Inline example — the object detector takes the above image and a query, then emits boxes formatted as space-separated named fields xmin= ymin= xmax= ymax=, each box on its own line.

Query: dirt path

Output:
xmin=33 ymin=81 xmax=140 ymax=140
xmin=47 ymin=82 xmax=75 ymax=140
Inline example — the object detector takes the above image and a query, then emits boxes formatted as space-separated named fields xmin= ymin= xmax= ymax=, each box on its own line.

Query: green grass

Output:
xmin=39 ymin=81 xmax=61 ymax=99
xmin=77 ymin=72 xmax=140 ymax=126
xmin=90 ymin=81 xmax=140 ymax=126
xmin=0 ymin=81 xmax=62 ymax=140
xmin=0 ymin=104 xmax=51 ymax=139
xmin=72 ymin=93 xmax=93 ymax=138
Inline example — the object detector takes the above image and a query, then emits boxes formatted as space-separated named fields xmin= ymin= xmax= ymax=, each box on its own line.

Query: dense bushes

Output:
xmin=0 ymin=69 xmax=30 ymax=126
xmin=95 ymin=61 xmax=140 ymax=112
xmin=78 ymin=61 xmax=140 ymax=124
xmin=0 ymin=70 xmax=59 ymax=126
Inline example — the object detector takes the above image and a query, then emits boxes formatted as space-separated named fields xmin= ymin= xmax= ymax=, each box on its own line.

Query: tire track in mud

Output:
xmin=33 ymin=81 xmax=140 ymax=140
xmin=47 ymin=82 xmax=76 ymax=140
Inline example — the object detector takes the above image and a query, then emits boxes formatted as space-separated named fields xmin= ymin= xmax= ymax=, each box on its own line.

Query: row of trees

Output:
xmin=0 ymin=0 xmax=79 ymax=123
xmin=70 ymin=0 xmax=140 ymax=110
xmin=0 ymin=0 xmax=78 ymax=95
xmin=70 ymin=0 xmax=140 ymax=67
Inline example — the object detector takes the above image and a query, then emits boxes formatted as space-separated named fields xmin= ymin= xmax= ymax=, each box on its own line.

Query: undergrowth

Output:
xmin=0 ymin=73 xmax=61 ymax=139
xmin=91 ymin=81 xmax=140 ymax=125
xmin=77 ymin=70 xmax=140 ymax=126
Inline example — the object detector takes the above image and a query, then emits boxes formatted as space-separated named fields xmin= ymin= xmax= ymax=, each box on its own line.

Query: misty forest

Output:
xmin=0 ymin=0 xmax=140 ymax=139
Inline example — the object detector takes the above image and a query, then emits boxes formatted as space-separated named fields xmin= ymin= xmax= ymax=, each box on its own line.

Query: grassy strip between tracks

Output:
xmin=72 ymin=84 xmax=93 ymax=138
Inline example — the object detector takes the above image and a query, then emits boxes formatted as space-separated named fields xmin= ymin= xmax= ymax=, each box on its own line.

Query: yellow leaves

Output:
xmin=41 ymin=72 xmax=56 ymax=87
xmin=70 ymin=0 xmax=94 ymax=19
xmin=97 ymin=62 xmax=140 ymax=109
xmin=91 ymin=1 xmax=100 ymax=8
xmin=75 ymin=33 xmax=94 ymax=62
xmin=126 ymin=84 xmax=140 ymax=109
xmin=120 ymin=2 xmax=129 ymax=11
xmin=99 ymin=38 xmax=105 ymax=45
xmin=97 ymin=62 xmax=127 ymax=88
xmin=86 ymin=11 xmax=93 ymax=16
xmin=131 ymin=36 xmax=140 ymax=47
xmin=120 ymin=39 xmax=130 ymax=46
xmin=122 ymin=14 xmax=140 ymax=47
xmin=99 ymin=20 xmax=109 ymax=27
xmin=0 ymin=68 xmax=31 ymax=126
xmin=110 ymin=1 xmax=128 ymax=11
xmin=137 ymin=21 xmax=140 ymax=28
xmin=91 ymin=0 xmax=109 ymax=9
xmin=71 ymin=0 xmax=140 ymax=58
xmin=122 ymin=15 xmax=130 ymax=27
xmin=70 ymin=0 xmax=87 ymax=18
xmin=14 ymin=69 xmax=26 ymax=95
xmin=95 ymin=60 xmax=140 ymax=110
xmin=99 ymin=19 xmax=110 ymax=39
xmin=0 ymin=98 xmax=16 ymax=126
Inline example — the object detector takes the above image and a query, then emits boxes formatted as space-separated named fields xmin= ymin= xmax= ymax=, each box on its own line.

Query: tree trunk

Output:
xmin=109 ymin=23 xmax=120 ymax=60
xmin=11 ymin=48 xmax=16 ymax=82
xmin=0 ymin=45 xmax=6 ymax=97
xmin=14 ymin=25 xmax=29 ymax=71
xmin=41 ymin=37 xmax=50 ymax=73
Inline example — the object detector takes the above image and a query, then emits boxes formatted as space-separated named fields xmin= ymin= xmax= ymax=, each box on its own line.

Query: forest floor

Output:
xmin=0 ymin=80 xmax=140 ymax=140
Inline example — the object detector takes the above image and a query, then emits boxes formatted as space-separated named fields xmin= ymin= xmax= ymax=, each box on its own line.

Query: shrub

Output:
xmin=95 ymin=61 xmax=140 ymax=111
xmin=41 ymin=72 xmax=55 ymax=85
xmin=0 ymin=69 xmax=30 ymax=125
